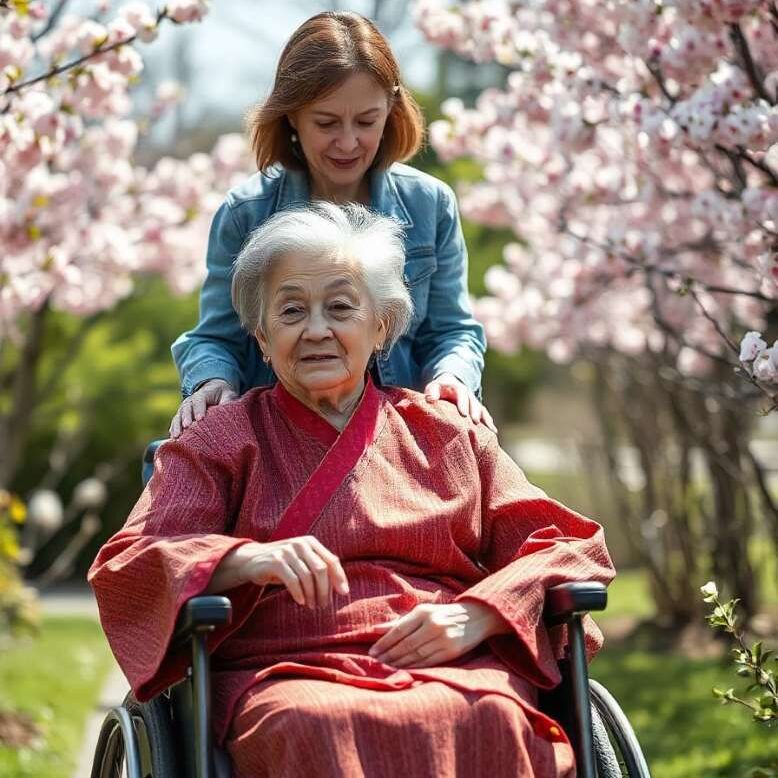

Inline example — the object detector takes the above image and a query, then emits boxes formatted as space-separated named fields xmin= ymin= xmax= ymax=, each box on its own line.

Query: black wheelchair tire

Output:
xmin=90 ymin=693 xmax=181 ymax=778
xmin=590 ymin=679 xmax=651 ymax=778
xmin=125 ymin=692 xmax=181 ymax=777
xmin=591 ymin=702 xmax=624 ymax=777
xmin=91 ymin=714 xmax=126 ymax=778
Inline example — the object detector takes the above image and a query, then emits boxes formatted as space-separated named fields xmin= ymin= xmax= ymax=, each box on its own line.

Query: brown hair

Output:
xmin=247 ymin=12 xmax=425 ymax=172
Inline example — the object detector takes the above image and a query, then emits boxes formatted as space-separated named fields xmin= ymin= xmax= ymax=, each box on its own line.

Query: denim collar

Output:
xmin=276 ymin=165 xmax=413 ymax=229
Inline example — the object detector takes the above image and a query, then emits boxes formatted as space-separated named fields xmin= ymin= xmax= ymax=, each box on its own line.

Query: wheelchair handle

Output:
xmin=542 ymin=581 xmax=607 ymax=778
xmin=173 ymin=596 xmax=232 ymax=647
xmin=176 ymin=596 xmax=232 ymax=778
xmin=543 ymin=581 xmax=607 ymax=626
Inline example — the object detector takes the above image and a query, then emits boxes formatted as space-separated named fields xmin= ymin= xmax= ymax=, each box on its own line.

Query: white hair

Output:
xmin=231 ymin=201 xmax=414 ymax=350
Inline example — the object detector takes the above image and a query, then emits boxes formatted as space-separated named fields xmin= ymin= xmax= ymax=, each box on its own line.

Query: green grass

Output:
xmin=0 ymin=617 xmax=114 ymax=778
xmin=591 ymin=640 xmax=778 ymax=778
xmin=600 ymin=567 xmax=657 ymax=622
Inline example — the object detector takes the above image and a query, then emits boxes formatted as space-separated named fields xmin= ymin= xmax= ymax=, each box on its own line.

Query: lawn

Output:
xmin=591 ymin=639 xmax=778 ymax=778
xmin=594 ymin=568 xmax=778 ymax=778
xmin=0 ymin=616 xmax=114 ymax=778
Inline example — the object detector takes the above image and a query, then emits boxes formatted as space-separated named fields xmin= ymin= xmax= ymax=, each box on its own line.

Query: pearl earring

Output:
xmin=291 ymin=132 xmax=298 ymax=143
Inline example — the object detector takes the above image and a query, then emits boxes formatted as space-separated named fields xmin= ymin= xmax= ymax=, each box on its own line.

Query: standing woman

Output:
xmin=170 ymin=11 xmax=490 ymax=437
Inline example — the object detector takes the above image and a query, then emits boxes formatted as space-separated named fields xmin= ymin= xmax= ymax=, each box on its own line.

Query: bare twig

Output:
xmin=31 ymin=0 xmax=71 ymax=42
xmin=687 ymin=286 xmax=740 ymax=356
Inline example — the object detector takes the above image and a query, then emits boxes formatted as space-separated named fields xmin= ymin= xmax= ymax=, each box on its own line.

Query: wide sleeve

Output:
xmin=456 ymin=434 xmax=615 ymax=689
xmin=87 ymin=428 xmax=257 ymax=701
xmin=171 ymin=200 xmax=253 ymax=397
xmin=411 ymin=183 xmax=486 ymax=394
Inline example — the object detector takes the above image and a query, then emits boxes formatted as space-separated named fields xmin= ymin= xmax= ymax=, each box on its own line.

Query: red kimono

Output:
xmin=89 ymin=379 xmax=615 ymax=778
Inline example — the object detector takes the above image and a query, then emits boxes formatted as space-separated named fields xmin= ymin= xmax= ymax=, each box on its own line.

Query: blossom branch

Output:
xmin=2 ymin=8 xmax=167 ymax=98
xmin=566 ymin=229 xmax=774 ymax=303
xmin=728 ymin=23 xmax=773 ymax=105
xmin=733 ymin=146 xmax=778 ymax=186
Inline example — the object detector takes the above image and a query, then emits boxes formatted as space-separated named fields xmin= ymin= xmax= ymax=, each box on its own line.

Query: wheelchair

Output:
xmin=91 ymin=446 xmax=651 ymax=778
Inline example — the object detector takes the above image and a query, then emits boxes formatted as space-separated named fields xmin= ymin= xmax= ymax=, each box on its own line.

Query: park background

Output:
xmin=1 ymin=0 xmax=777 ymax=776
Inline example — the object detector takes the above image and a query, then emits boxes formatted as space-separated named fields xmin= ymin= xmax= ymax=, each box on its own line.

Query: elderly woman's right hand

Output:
xmin=169 ymin=378 xmax=239 ymax=439
xmin=207 ymin=537 xmax=350 ymax=608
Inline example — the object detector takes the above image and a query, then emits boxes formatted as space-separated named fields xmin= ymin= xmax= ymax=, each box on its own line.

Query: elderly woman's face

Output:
xmin=291 ymin=73 xmax=389 ymax=196
xmin=257 ymin=251 xmax=384 ymax=403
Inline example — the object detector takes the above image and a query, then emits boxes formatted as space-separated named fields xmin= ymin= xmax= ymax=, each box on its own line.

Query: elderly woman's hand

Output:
xmin=369 ymin=601 xmax=509 ymax=668
xmin=206 ymin=536 xmax=349 ymax=608
xmin=169 ymin=379 xmax=239 ymax=439
xmin=424 ymin=373 xmax=497 ymax=432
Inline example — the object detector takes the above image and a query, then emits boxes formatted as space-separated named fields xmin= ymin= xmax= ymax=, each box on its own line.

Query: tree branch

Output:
xmin=732 ymin=145 xmax=778 ymax=186
xmin=2 ymin=9 xmax=167 ymax=98
xmin=687 ymin=286 xmax=740 ymax=356
xmin=31 ymin=0 xmax=71 ymax=43
xmin=567 ymin=228 xmax=775 ymax=302
xmin=728 ymin=23 xmax=773 ymax=105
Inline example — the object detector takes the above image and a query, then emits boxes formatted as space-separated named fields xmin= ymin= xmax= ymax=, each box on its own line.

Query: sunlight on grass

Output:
xmin=0 ymin=617 xmax=114 ymax=778
xmin=601 ymin=568 xmax=656 ymax=622
xmin=591 ymin=642 xmax=778 ymax=778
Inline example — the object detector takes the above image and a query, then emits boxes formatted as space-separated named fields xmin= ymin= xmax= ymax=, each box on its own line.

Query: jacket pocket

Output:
xmin=403 ymin=251 xmax=436 ymax=332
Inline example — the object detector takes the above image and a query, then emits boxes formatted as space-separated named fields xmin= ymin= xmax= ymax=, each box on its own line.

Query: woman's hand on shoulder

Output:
xmin=169 ymin=379 xmax=239 ymax=439
xmin=424 ymin=373 xmax=497 ymax=432
xmin=368 ymin=600 xmax=509 ymax=668
xmin=207 ymin=537 xmax=349 ymax=608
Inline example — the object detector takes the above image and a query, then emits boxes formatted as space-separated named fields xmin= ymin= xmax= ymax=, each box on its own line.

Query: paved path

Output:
xmin=38 ymin=586 xmax=128 ymax=778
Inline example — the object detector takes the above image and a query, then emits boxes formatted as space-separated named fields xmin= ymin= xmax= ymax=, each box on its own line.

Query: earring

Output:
xmin=263 ymin=354 xmax=271 ymax=365
xmin=291 ymin=132 xmax=298 ymax=143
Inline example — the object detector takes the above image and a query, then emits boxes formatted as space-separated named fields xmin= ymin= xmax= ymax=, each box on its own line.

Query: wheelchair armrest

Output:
xmin=172 ymin=596 xmax=232 ymax=647
xmin=543 ymin=582 xmax=607 ymax=626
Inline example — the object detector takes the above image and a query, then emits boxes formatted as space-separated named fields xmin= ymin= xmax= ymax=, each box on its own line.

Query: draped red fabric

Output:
xmin=89 ymin=382 xmax=615 ymax=778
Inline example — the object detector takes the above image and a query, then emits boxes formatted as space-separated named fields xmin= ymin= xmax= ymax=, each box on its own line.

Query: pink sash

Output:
xmin=268 ymin=377 xmax=385 ymax=542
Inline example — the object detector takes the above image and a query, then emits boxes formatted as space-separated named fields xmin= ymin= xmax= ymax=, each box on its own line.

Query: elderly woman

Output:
xmin=90 ymin=204 xmax=614 ymax=778
xmin=169 ymin=10 xmax=491 ymax=439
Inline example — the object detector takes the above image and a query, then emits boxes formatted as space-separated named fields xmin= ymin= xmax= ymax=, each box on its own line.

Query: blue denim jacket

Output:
xmin=171 ymin=162 xmax=486 ymax=396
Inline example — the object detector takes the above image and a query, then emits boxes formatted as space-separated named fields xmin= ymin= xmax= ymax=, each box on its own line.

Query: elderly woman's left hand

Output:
xmin=369 ymin=601 xmax=509 ymax=669
xmin=424 ymin=373 xmax=497 ymax=432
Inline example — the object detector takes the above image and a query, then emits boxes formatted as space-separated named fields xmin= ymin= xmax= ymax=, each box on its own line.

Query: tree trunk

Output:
xmin=0 ymin=303 xmax=49 ymax=489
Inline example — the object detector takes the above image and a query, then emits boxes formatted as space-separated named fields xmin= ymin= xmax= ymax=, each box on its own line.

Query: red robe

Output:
xmin=89 ymin=380 xmax=615 ymax=778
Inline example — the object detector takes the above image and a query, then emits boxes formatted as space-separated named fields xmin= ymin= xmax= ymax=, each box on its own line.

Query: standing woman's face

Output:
xmin=290 ymin=73 xmax=390 ymax=198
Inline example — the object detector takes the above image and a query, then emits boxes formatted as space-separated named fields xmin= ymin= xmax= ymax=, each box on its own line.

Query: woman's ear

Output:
xmin=255 ymin=328 xmax=269 ymax=356
xmin=287 ymin=114 xmax=297 ymax=131
xmin=375 ymin=318 xmax=387 ymax=351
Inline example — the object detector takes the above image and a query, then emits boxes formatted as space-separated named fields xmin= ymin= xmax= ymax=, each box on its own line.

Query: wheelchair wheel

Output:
xmin=590 ymin=679 xmax=651 ymax=778
xmin=91 ymin=693 xmax=180 ymax=778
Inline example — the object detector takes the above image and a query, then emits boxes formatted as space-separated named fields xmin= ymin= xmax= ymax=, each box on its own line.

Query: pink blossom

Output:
xmin=118 ymin=2 xmax=159 ymax=43
xmin=165 ymin=0 xmax=210 ymax=24
xmin=0 ymin=1 xmax=247 ymax=338
xmin=739 ymin=331 xmax=767 ymax=361
xmin=414 ymin=0 xmax=778 ymax=393
xmin=752 ymin=345 xmax=778 ymax=383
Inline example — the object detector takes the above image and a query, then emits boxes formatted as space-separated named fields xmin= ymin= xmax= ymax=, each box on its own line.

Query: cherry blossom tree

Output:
xmin=0 ymin=0 xmax=250 ymax=487
xmin=415 ymin=0 xmax=778 ymax=623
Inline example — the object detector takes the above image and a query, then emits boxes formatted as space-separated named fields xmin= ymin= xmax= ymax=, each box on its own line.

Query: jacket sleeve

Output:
xmin=88 ymin=428 xmax=258 ymax=701
xmin=411 ymin=183 xmax=486 ymax=394
xmin=171 ymin=200 xmax=253 ymax=396
xmin=456 ymin=434 xmax=615 ymax=689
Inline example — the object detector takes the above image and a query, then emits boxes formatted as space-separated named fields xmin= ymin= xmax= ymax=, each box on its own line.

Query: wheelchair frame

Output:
xmin=91 ymin=581 xmax=651 ymax=778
